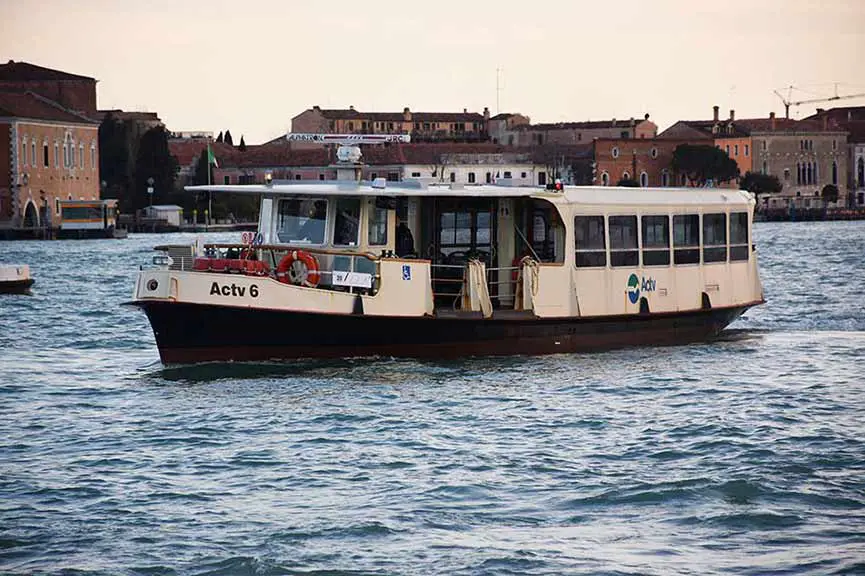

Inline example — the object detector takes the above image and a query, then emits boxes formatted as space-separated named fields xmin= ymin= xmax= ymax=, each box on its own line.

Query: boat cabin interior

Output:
xmin=195 ymin=184 xmax=564 ymax=312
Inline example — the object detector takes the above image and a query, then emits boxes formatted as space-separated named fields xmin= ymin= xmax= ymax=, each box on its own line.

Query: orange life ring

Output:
xmin=276 ymin=250 xmax=320 ymax=287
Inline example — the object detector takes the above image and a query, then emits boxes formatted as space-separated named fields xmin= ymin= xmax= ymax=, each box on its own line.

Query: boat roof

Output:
xmin=185 ymin=181 xmax=755 ymax=207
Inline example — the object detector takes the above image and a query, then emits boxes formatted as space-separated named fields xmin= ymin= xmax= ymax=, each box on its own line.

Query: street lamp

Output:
xmin=147 ymin=176 xmax=155 ymax=208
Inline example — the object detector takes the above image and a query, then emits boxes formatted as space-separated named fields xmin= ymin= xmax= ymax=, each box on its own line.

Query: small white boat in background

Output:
xmin=0 ymin=265 xmax=34 ymax=294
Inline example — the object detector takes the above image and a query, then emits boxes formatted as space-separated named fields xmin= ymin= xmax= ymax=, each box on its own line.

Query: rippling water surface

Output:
xmin=1 ymin=222 xmax=865 ymax=575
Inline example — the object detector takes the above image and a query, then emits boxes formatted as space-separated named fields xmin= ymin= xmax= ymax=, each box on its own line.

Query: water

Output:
xmin=1 ymin=223 xmax=864 ymax=575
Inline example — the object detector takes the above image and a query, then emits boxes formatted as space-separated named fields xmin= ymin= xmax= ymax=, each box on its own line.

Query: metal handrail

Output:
xmin=203 ymin=243 xmax=380 ymax=261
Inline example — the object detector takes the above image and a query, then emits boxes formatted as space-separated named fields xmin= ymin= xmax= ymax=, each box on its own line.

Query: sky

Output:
xmin=3 ymin=0 xmax=864 ymax=143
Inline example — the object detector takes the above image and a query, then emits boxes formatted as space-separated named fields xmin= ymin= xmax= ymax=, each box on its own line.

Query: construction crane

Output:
xmin=774 ymin=85 xmax=865 ymax=119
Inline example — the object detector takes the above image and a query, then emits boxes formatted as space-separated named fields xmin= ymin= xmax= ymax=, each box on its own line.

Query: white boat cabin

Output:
xmin=174 ymin=179 xmax=763 ymax=319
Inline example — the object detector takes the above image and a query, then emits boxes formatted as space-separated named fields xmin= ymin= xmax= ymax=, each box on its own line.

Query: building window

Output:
xmin=44 ymin=143 xmax=49 ymax=167
xmin=521 ymin=172 xmax=527 ymax=179
xmin=294 ymin=174 xmax=301 ymax=180
xmin=622 ymin=171 xmax=630 ymax=181
xmin=574 ymin=216 xmax=606 ymax=267
xmin=833 ymin=140 xmax=837 ymax=151
xmin=449 ymin=172 xmax=456 ymax=183
xmin=784 ymin=168 xmax=790 ymax=181
xmin=319 ymin=174 xmax=325 ymax=181
xmin=734 ymin=144 xmax=739 ymax=156
xmin=538 ymin=172 xmax=546 ymax=186
xmin=745 ymin=144 xmax=749 ymax=156
xmin=387 ymin=172 xmax=399 ymax=182
xmin=680 ymin=173 xmax=687 ymax=186
xmin=223 ymin=175 xmax=230 ymax=184
xmin=725 ymin=145 xmax=730 ymax=155
xmin=612 ymin=146 xmax=620 ymax=159
xmin=761 ymin=141 xmax=767 ymax=152
xmin=55 ymin=143 xmax=59 ymax=167
xmin=32 ymin=141 xmax=37 ymax=168
xmin=79 ymin=144 xmax=84 ymax=169
xmin=640 ymin=171 xmax=648 ymax=187
xmin=832 ymin=161 xmax=838 ymax=186
xmin=858 ymin=157 xmax=864 ymax=187
xmin=651 ymin=147 xmax=658 ymax=159
xmin=370 ymin=172 xmax=377 ymax=181
xmin=486 ymin=172 xmax=492 ymax=183
xmin=661 ymin=171 xmax=669 ymax=187
xmin=601 ymin=172 xmax=610 ymax=186
xmin=91 ymin=143 xmax=96 ymax=169
xmin=411 ymin=172 xmax=421 ymax=178
xmin=468 ymin=172 xmax=476 ymax=184
xmin=762 ymin=161 xmax=768 ymax=174
xmin=503 ymin=171 xmax=512 ymax=179
xmin=21 ymin=138 xmax=27 ymax=167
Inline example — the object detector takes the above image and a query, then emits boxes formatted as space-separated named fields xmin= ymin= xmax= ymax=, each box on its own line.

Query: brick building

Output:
xmin=0 ymin=91 xmax=100 ymax=228
xmin=591 ymin=138 xmax=701 ymax=188
xmin=660 ymin=106 xmax=752 ymax=179
xmin=291 ymin=106 xmax=491 ymax=142
xmin=0 ymin=60 xmax=97 ymax=118
xmin=501 ymin=115 xmax=657 ymax=147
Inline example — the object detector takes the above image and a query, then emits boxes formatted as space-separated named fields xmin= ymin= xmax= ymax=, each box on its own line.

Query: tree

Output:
xmin=224 ymin=130 xmax=234 ymax=146
xmin=134 ymin=126 xmax=179 ymax=211
xmin=617 ymin=177 xmax=640 ymax=187
xmin=98 ymin=113 xmax=131 ymax=204
xmin=671 ymin=144 xmax=740 ymax=187
xmin=238 ymin=135 xmax=247 ymax=152
xmin=739 ymin=171 xmax=782 ymax=204
xmin=821 ymin=184 xmax=839 ymax=204
xmin=216 ymin=131 xmax=224 ymax=143
xmin=193 ymin=148 xmax=213 ymax=185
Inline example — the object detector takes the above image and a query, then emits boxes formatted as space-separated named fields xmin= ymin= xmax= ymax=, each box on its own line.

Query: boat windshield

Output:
xmin=276 ymin=197 xmax=328 ymax=244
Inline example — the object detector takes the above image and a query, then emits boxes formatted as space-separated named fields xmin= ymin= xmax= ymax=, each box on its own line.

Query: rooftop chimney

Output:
xmin=611 ymin=118 xmax=617 ymax=126
xmin=816 ymin=108 xmax=825 ymax=114
xmin=403 ymin=107 xmax=411 ymax=122
xmin=769 ymin=111 xmax=776 ymax=130
xmin=644 ymin=113 xmax=650 ymax=120
xmin=349 ymin=105 xmax=355 ymax=111
xmin=483 ymin=107 xmax=490 ymax=120
xmin=713 ymin=106 xmax=719 ymax=122
xmin=729 ymin=109 xmax=735 ymax=121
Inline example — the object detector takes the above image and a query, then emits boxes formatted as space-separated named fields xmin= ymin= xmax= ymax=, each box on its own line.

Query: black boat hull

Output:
xmin=136 ymin=300 xmax=757 ymax=364
xmin=0 ymin=279 xmax=34 ymax=295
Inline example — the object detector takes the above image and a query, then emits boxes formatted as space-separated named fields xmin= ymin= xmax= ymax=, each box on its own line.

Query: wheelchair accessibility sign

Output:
xmin=402 ymin=264 xmax=411 ymax=281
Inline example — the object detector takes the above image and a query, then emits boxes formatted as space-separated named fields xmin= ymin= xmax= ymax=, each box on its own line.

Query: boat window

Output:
xmin=368 ymin=199 xmax=388 ymax=246
xmin=609 ymin=216 xmax=638 ymax=267
xmin=702 ymin=213 xmax=727 ymax=263
xmin=641 ymin=215 xmax=670 ymax=266
xmin=276 ymin=197 xmax=327 ymax=244
xmin=574 ymin=216 xmax=606 ymax=267
xmin=334 ymin=198 xmax=361 ymax=246
xmin=673 ymin=214 xmax=700 ymax=264
xmin=730 ymin=212 xmax=749 ymax=261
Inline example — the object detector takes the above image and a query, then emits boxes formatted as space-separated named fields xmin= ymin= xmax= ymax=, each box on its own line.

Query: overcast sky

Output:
xmin=3 ymin=0 xmax=864 ymax=143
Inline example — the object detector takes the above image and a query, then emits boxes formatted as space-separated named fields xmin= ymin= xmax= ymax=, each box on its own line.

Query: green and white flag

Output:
xmin=207 ymin=144 xmax=218 ymax=168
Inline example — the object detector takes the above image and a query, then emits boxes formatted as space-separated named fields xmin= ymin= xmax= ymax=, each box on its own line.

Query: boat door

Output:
xmin=424 ymin=198 xmax=496 ymax=308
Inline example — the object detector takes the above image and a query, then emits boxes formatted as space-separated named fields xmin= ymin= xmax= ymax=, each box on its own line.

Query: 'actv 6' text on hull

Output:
xmin=131 ymin=134 xmax=764 ymax=364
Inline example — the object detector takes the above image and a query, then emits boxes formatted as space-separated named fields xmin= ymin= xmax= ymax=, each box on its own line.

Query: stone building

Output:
xmin=0 ymin=91 xmax=100 ymax=228
xmin=291 ymin=106 xmax=491 ymax=142
xmin=805 ymin=106 xmax=865 ymax=206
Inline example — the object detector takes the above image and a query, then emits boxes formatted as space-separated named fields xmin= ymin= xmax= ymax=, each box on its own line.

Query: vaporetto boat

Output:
xmin=131 ymin=135 xmax=764 ymax=364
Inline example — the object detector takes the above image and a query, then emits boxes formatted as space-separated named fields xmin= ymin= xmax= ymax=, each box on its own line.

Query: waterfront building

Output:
xmin=0 ymin=91 xmax=99 ymax=229
xmin=661 ymin=106 xmax=849 ymax=208
xmin=805 ymin=106 xmax=865 ymax=206
xmin=591 ymin=138 xmax=702 ymax=188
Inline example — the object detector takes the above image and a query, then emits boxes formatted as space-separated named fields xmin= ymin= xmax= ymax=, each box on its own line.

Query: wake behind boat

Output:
xmin=131 ymin=135 xmax=764 ymax=364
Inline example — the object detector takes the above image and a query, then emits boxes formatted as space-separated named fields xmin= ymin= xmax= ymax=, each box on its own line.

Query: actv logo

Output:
xmin=627 ymin=273 xmax=656 ymax=304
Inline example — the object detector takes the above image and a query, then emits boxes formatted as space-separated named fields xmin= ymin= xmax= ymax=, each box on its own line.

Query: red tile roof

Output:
xmin=0 ymin=90 xmax=96 ymax=124
xmin=168 ymin=139 xmax=235 ymax=167
xmin=0 ymin=60 xmax=95 ymax=82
